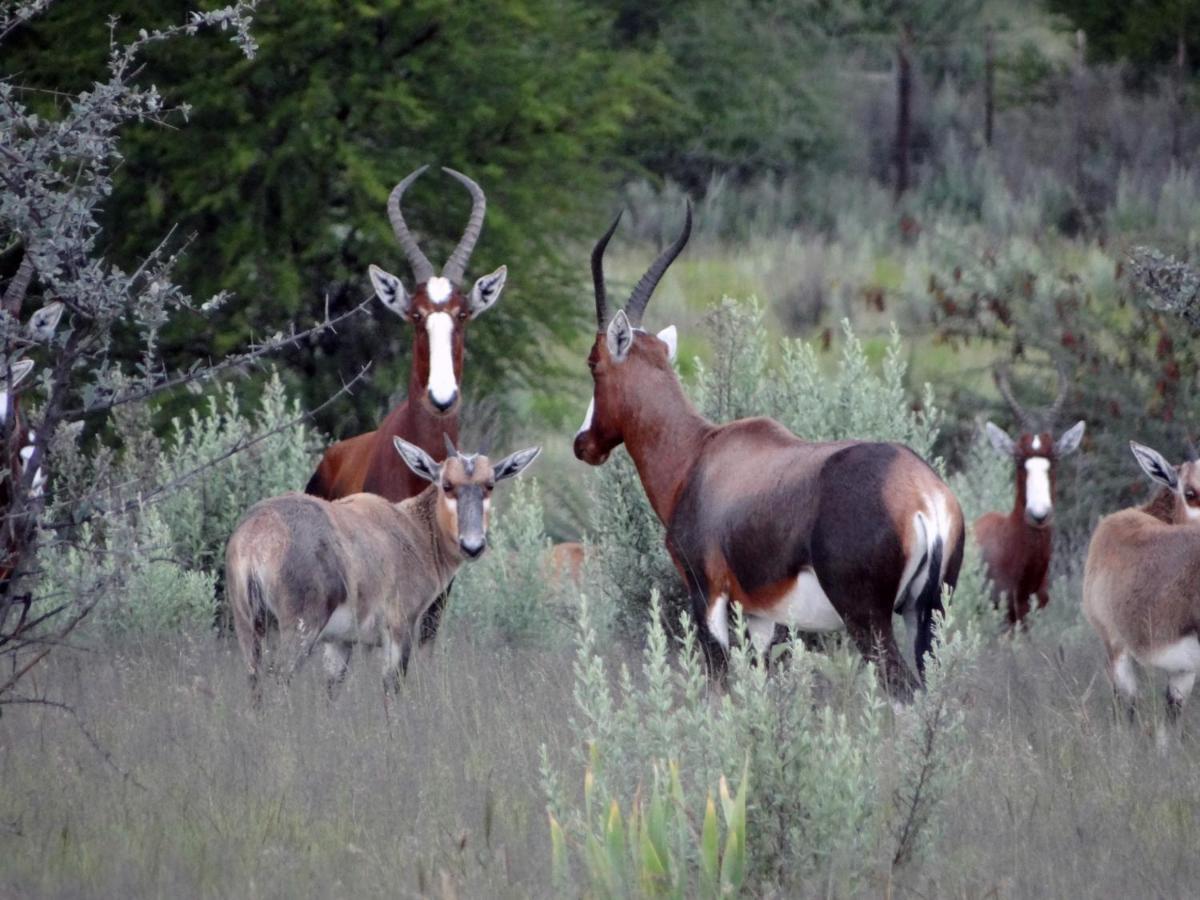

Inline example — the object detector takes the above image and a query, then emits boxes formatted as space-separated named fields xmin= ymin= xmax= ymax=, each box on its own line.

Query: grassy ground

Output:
xmin=2 ymin=592 xmax=1199 ymax=898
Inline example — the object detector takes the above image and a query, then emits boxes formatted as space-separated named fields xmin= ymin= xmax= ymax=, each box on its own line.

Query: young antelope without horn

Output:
xmin=228 ymin=435 xmax=539 ymax=700
xmin=1082 ymin=441 xmax=1200 ymax=725
xmin=573 ymin=202 xmax=965 ymax=700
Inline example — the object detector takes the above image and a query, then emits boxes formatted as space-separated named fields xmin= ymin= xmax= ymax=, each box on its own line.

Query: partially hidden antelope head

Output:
xmin=574 ymin=202 xmax=965 ymax=699
xmin=228 ymin=434 xmax=539 ymax=700
xmin=1082 ymin=440 xmax=1200 ymax=728
xmin=974 ymin=363 xmax=1085 ymax=625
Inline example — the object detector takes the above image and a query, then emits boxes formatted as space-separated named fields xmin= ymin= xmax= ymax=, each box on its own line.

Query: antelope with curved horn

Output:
xmin=974 ymin=364 xmax=1085 ymax=625
xmin=574 ymin=204 xmax=965 ymax=698
xmin=305 ymin=167 xmax=506 ymax=639
xmin=1083 ymin=441 xmax=1200 ymax=725
xmin=231 ymin=434 xmax=540 ymax=699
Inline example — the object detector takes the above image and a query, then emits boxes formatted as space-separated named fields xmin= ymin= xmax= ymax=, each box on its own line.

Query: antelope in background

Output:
xmin=974 ymin=365 xmax=1085 ymax=625
xmin=305 ymin=166 xmax=507 ymax=641
xmin=573 ymin=203 xmax=965 ymax=699
xmin=1083 ymin=441 xmax=1200 ymax=726
xmin=229 ymin=435 xmax=540 ymax=699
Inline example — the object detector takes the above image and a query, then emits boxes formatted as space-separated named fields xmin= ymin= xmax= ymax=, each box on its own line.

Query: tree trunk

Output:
xmin=894 ymin=25 xmax=913 ymax=199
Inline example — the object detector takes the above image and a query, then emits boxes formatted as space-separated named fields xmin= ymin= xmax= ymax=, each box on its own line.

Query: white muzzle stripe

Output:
xmin=1025 ymin=457 xmax=1051 ymax=520
xmin=576 ymin=397 xmax=595 ymax=437
xmin=426 ymin=312 xmax=457 ymax=407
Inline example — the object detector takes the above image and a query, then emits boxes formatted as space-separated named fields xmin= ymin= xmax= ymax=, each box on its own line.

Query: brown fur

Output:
xmin=575 ymin=329 xmax=964 ymax=698
xmin=230 ymin=450 xmax=510 ymax=700
xmin=1082 ymin=450 xmax=1200 ymax=722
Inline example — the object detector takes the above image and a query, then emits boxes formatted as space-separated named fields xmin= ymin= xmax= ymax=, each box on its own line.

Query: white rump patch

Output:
xmin=426 ymin=276 xmax=451 ymax=304
xmin=1145 ymin=635 xmax=1200 ymax=674
xmin=576 ymin=397 xmax=595 ymax=437
xmin=1024 ymin=457 xmax=1051 ymax=519
xmin=762 ymin=568 xmax=844 ymax=632
xmin=707 ymin=593 xmax=731 ymax=649
xmin=426 ymin=312 xmax=458 ymax=407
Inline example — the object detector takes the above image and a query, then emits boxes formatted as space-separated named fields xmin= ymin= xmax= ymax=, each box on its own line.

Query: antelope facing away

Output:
xmin=574 ymin=204 xmax=965 ymax=699
xmin=229 ymin=436 xmax=540 ymax=698
xmin=974 ymin=365 xmax=1085 ymax=625
xmin=1083 ymin=441 xmax=1200 ymax=724
xmin=305 ymin=166 xmax=506 ymax=641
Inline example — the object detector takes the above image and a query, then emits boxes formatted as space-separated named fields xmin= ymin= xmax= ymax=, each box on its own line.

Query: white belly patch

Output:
xmin=1143 ymin=635 xmax=1200 ymax=674
xmin=761 ymin=568 xmax=845 ymax=632
xmin=319 ymin=605 xmax=377 ymax=643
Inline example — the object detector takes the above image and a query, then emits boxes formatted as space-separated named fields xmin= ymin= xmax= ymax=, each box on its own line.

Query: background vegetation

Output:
xmin=4 ymin=0 xmax=1200 ymax=896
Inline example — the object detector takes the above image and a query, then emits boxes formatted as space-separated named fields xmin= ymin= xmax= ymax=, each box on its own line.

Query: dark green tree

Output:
xmin=4 ymin=2 xmax=672 ymax=437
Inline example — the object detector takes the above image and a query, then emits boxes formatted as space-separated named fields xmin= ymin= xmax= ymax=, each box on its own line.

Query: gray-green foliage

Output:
xmin=38 ymin=371 xmax=315 ymax=635
xmin=544 ymin=592 xmax=981 ymax=892
xmin=449 ymin=477 xmax=571 ymax=645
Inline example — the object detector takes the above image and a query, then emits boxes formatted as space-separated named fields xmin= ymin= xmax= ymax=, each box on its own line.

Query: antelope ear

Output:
xmin=28 ymin=302 xmax=64 ymax=341
xmin=393 ymin=437 xmax=440 ymax=484
xmin=369 ymin=264 xmax=410 ymax=317
xmin=492 ymin=446 xmax=541 ymax=482
xmin=606 ymin=309 xmax=634 ymax=362
xmin=984 ymin=421 xmax=1016 ymax=456
xmin=5 ymin=359 xmax=34 ymax=392
xmin=1130 ymin=441 xmax=1179 ymax=492
xmin=467 ymin=266 xmax=506 ymax=319
xmin=1054 ymin=420 xmax=1086 ymax=456
xmin=656 ymin=325 xmax=678 ymax=363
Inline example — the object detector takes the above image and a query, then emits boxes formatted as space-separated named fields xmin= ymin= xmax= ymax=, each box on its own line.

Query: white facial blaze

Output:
xmin=1031 ymin=435 xmax=1041 ymax=451
xmin=1024 ymin=457 xmax=1052 ymax=520
xmin=576 ymin=397 xmax=595 ymax=437
xmin=0 ymin=391 xmax=8 ymax=425
xmin=426 ymin=276 xmax=452 ymax=305
xmin=425 ymin=312 xmax=457 ymax=407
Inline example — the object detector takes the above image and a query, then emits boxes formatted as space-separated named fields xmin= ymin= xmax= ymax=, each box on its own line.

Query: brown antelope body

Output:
xmin=305 ymin=166 xmax=506 ymax=641
xmin=1083 ymin=442 xmax=1200 ymax=723
xmin=574 ymin=206 xmax=965 ymax=698
xmin=974 ymin=366 xmax=1085 ymax=624
xmin=305 ymin=166 xmax=506 ymax=502
xmin=229 ymin=436 xmax=539 ymax=697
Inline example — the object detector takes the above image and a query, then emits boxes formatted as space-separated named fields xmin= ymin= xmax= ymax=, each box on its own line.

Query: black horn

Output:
xmin=440 ymin=167 xmax=487 ymax=284
xmin=387 ymin=166 xmax=436 ymax=283
xmin=625 ymin=200 xmax=692 ymax=327
xmin=591 ymin=210 xmax=623 ymax=330
xmin=993 ymin=363 xmax=1036 ymax=432
xmin=443 ymin=432 xmax=458 ymax=459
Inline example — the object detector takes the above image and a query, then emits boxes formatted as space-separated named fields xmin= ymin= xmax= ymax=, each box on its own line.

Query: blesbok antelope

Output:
xmin=305 ymin=165 xmax=506 ymax=641
xmin=974 ymin=365 xmax=1085 ymax=624
xmin=1082 ymin=441 xmax=1200 ymax=724
xmin=306 ymin=166 xmax=506 ymax=502
xmin=228 ymin=435 xmax=540 ymax=698
xmin=573 ymin=204 xmax=965 ymax=698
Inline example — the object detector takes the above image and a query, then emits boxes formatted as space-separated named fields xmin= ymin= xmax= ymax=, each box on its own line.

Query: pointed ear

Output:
xmin=492 ymin=446 xmax=541 ymax=482
xmin=28 ymin=302 xmax=64 ymax=341
xmin=606 ymin=309 xmax=634 ymax=362
xmin=369 ymin=264 xmax=410 ymax=317
xmin=1130 ymin=441 xmax=1179 ymax=492
xmin=467 ymin=265 xmax=506 ymax=319
xmin=1054 ymin=420 xmax=1086 ymax=456
xmin=5 ymin=359 xmax=34 ymax=391
xmin=984 ymin=421 xmax=1016 ymax=456
xmin=392 ymin=437 xmax=440 ymax=484
xmin=656 ymin=325 xmax=678 ymax=363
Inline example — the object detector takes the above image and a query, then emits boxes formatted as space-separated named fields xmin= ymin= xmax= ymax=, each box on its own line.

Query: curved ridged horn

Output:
xmin=625 ymin=200 xmax=692 ymax=327
xmin=440 ymin=167 xmax=487 ymax=284
xmin=443 ymin=432 xmax=458 ymax=459
xmin=387 ymin=166 xmax=436 ymax=283
xmin=3 ymin=255 xmax=35 ymax=316
xmin=591 ymin=211 xmax=624 ymax=329
xmin=993 ymin=364 xmax=1036 ymax=432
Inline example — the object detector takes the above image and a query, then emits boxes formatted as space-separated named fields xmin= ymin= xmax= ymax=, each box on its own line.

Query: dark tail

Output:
xmin=912 ymin=534 xmax=944 ymax=680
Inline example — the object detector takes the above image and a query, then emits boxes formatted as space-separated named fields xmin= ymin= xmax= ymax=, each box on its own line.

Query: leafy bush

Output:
xmin=543 ymin=592 xmax=982 ymax=893
xmin=449 ymin=477 xmax=572 ymax=645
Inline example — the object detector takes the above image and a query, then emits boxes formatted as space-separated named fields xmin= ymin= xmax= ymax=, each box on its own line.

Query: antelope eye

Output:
xmin=485 ymin=481 xmax=495 ymax=492
xmin=456 ymin=310 xmax=469 ymax=321
xmin=411 ymin=311 xmax=424 ymax=323
xmin=442 ymin=482 xmax=454 ymax=493
xmin=1186 ymin=490 xmax=1197 ymax=502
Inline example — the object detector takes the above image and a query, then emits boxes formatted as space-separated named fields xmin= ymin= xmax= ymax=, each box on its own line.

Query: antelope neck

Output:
xmin=403 ymin=362 xmax=459 ymax=446
xmin=620 ymin=366 xmax=713 ymax=524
